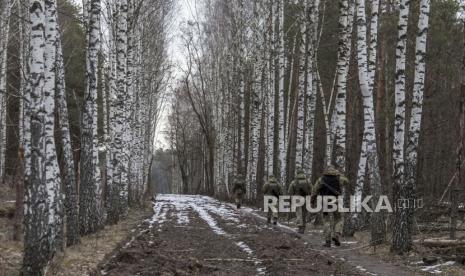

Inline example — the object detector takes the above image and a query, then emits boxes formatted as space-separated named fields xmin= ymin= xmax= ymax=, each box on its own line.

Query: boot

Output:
xmin=237 ymin=203 xmax=241 ymax=209
xmin=332 ymin=237 xmax=341 ymax=247
xmin=267 ymin=217 xmax=271 ymax=224
xmin=297 ymin=226 xmax=305 ymax=234
xmin=324 ymin=240 xmax=331 ymax=247
xmin=272 ymin=218 xmax=277 ymax=225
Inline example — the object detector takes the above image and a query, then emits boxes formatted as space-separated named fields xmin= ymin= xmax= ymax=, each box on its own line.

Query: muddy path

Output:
xmin=96 ymin=195 xmax=422 ymax=276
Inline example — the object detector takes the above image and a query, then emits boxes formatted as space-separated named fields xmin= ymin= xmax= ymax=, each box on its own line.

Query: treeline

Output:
xmin=0 ymin=0 xmax=172 ymax=274
xmin=168 ymin=0 xmax=464 ymax=255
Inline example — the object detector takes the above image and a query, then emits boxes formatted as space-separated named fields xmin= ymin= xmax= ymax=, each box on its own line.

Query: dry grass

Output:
xmin=0 ymin=206 xmax=152 ymax=276
xmin=0 ymin=238 xmax=22 ymax=276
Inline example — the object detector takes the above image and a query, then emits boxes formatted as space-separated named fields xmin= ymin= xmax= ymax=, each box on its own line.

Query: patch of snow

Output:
xmin=190 ymin=202 xmax=229 ymax=236
xmin=410 ymin=261 xmax=424 ymax=265
xmin=157 ymin=194 xmax=266 ymax=275
xmin=420 ymin=261 xmax=455 ymax=273
xmin=306 ymin=229 xmax=324 ymax=233
xmin=235 ymin=241 xmax=266 ymax=275
xmin=203 ymin=202 xmax=240 ymax=223
xmin=147 ymin=201 xmax=169 ymax=229
xmin=341 ymin=241 xmax=358 ymax=245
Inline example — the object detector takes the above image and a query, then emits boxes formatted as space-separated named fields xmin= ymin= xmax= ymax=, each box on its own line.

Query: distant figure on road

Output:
xmin=312 ymin=165 xmax=349 ymax=247
xmin=288 ymin=168 xmax=312 ymax=234
xmin=263 ymin=175 xmax=282 ymax=225
xmin=232 ymin=174 xmax=246 ymax=209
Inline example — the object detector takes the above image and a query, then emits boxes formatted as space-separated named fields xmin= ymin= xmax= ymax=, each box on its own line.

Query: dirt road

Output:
xmin=98 ymin=195 xmax=421 ymax=276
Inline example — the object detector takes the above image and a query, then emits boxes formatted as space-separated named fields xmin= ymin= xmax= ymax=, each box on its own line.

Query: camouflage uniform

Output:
xmin=232 ymin=174 xmax=246 ymax=209
xmin=312 ymin=166 xmax=349 ymax=247
xmin=288 ymin=168 xmax=312 ymax=234
xmin=263 ymin=175 xmax=282 ymax=225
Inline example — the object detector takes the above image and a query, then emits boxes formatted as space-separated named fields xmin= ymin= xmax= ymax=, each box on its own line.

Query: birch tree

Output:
xmin=0 ymin=0 xmax=12 ymax=183
xmin=354 ymin=0 xmax=384 ymax=244
xmin=277 ymin=0 xmax=286 ymax=182
xmin=392 ymin=0 xmax=431 ymax=254
xmin=109 ymin=0 xmax=129 ymax=222
xmin=303 ymin=0 xmax=319 ymax=179
xmin=79 ymin=0 xmax=102 ymax=235
xmin=295 ymin=0 xmax=307 ymax=169
xmin=23 ymin=0 xmax=63 ymax=272
xmin=391 ymin=0 xmax=410 ymax=253
xmin=56 ymin=35 xmax=79 ymax=246
xmin=333 ymin=0 xmax=354 ymax=173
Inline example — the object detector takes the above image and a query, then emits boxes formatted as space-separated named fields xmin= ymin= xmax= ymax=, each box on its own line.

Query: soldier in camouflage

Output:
xmin=288 ymin=168 xmax=312 ymax=234
xmin=232 ymin=174 xmax=246 ymax=209
xmin=263 ymin=175 xmax=282 ymax=225
xmin=312 ymin=165 xmax=349 ymax=247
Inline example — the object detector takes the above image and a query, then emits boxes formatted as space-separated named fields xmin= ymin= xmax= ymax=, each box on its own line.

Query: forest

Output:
xmin=1 ymin=0 xmax=465 ymax=275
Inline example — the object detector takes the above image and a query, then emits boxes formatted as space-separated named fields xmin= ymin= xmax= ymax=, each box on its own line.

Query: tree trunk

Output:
xmin=56 ymin=36 xmax=79 ymax=246
xmin=79 ymin=0 xmax=102 ymax=235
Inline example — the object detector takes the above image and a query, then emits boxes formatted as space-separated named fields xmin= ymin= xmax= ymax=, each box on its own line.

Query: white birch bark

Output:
xmin=354 ymin=0 xmax=380 ymax=205
xmin=23 ymin=0 xmax=62 ymax=272
xmin=353 ymin=1 xmax=383 ymax=244
xmin=56 ymin=36 xmax=79 ymax=246
xmin=79 ymin=0 xmax=101 ymax=234
xmin=392 ymin=0 xmax=430 ymax=254
xmin=266 ymin=0 xmax=276 ymax=176
xmin=0 ymin=0 xmax=12 ymax=182
xmin=368 ymin=0 xmax=379 ymax=91
xmin=112 ymin=0 xmax=128 ymax=218
xmin=405 ymin=0 xmax=430 ymax=197
xmin=43 ymin=0 xmax=62 ymax=250
xmin=391 ymin=0 xmax=410 ymax=250
xmin=105 ymin=0 xmax=117 ymax=219
xmin=246 ymin=0 xmax=261 ymax=195
xmin=296 ymin=0 xmax=307 ymax=168
xmin=303 ymin=0 xmax=318 ymax=178
xmin=24 ymin=1 xmax=48 ymax=272
xmin=277 ymin=0 xmax=286 ymax=181
xmin=333 ymin=0 xmax=355 ymax=171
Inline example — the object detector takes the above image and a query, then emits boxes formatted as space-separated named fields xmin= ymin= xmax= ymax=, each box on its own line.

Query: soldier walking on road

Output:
xmin=263 ymin=175 xmax=282 ymax=225
xmin=232 ymin=174 xmax=246 ymax=209
xmin=312 ymin=166 xmax=349 ymax=247
xmin=288 ymin=168 xmax=312 ymax=234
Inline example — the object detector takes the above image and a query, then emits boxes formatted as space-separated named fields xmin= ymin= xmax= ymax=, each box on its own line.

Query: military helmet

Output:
xmin=268 ymin=175 xmax=277 ymax=183
xmin=323 ymin=165 xmax=339 ymax=176
xmin=295 ymin=167 xmax=306 ymax=179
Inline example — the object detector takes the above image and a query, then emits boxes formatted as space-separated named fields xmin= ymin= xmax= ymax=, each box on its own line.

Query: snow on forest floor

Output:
xmin=98 ymin=194 xmax=381 ymax=275
xmin=95 ymin=194 xmax=465 ymax=275
xmin=236 ymin=203 xmax=465 ymax=276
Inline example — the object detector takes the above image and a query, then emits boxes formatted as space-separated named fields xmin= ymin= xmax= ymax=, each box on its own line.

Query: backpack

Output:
xmin=295 ymin=179 xmax=310 ymax=196
xmin=269 ymin=184 xmax=280 ymax=197
xmin=233 ymin=182 xmax=244 ymax=193
xmin=319 ymin=175 xmax=341 ymax=196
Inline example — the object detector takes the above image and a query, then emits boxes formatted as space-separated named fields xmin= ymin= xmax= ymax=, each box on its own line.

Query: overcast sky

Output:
xmin=67 ymin=0 xmax=196 ymax=150
xmin=154 ymin=0 xmax=195 ymax=150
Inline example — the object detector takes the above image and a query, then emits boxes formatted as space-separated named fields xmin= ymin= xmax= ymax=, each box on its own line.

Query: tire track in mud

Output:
xmin=99 ymin=195 xmax=264 ymax=275
xmin=98 ymin=195 xmax=363 ymax=275
xmin=187 ymin=197 xmax=266 ymax=275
